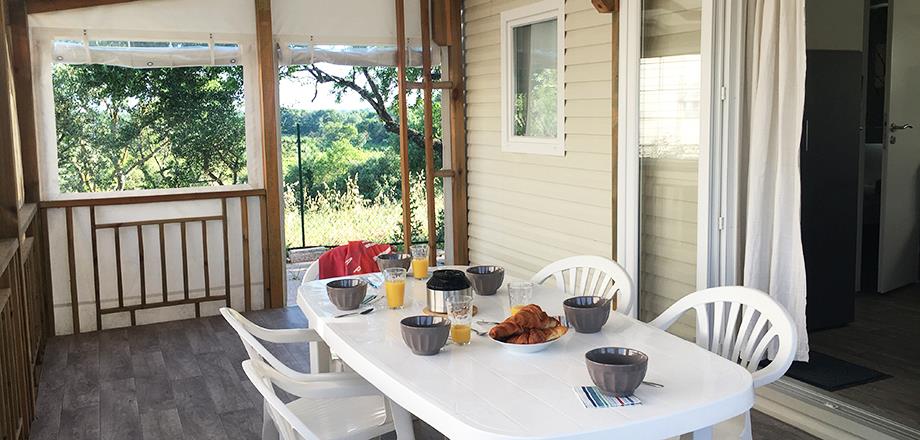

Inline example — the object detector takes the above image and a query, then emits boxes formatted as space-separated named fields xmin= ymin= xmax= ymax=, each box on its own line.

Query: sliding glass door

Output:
xmin=620 ymin=0 xmax=712 ymax=338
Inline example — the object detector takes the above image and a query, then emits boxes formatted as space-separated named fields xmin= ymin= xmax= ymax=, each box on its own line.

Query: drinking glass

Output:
xmin=410 ymin=244 xmax=429 ymax=279
xmin=507 ymin=281 xmax=534 ymax=315
xmin=446 ymin=292 xmax=473 ymax=345
xmin=383 ymin=267 xmax=407 ymax=309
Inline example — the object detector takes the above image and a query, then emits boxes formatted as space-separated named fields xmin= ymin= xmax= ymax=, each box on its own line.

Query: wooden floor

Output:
xmin=29 ymin=306 xmax=816 ymax=440
xmin=808 ymin=284 xmax=920 ymax=431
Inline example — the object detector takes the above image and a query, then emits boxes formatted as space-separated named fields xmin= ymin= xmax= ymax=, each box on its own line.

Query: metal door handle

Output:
xmin=890 ymin=123 xmax=914 ymax=131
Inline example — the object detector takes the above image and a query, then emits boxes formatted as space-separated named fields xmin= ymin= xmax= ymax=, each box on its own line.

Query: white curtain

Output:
xmin=741 ymin=0 xmax=809 ymax=361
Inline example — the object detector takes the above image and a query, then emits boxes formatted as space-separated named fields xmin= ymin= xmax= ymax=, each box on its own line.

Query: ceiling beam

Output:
xmin=26 ymin=0 xmax=139 ymax=14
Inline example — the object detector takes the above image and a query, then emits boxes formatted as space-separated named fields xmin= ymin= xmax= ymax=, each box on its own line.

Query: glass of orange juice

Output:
xmin=410 ymin=244 xmax=429 ymax=279
xmin=446 ymin=292 xmax=473 ymax=345
xmin=383 ymin=267 xmax=407 ymax=309
xmin=508 ymin=281 xmax=533 ymax=315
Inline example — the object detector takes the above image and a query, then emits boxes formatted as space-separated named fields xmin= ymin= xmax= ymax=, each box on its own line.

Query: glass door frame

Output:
xmin=617 ymin=0 xmax=728 ymax=304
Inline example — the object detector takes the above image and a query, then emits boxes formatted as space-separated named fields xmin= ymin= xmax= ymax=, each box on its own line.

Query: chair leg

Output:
xmin=691 ymin=426 xmax=713 ymax=440
xmin=309 ymin=339 xmax=332 ymax=373
xmin=741 ymin=411 xmax=752 ymax=440
xmin=388 ymin=399 xmax=416 ymax=440
xmin=261 ymin=404 xmax=280 ymax=440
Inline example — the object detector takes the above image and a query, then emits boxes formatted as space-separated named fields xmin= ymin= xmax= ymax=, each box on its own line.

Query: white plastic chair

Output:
xmin=302 ymin=260 xmax=319 ymax=283
xmin=649 ymin=286 xmax=797 ymax=440
xmin=242 ymin=358 xmax=400 ymax=440
xmin=530 ymin=256 xmax=636 ymax=317
xmin=221 ymin=308 xmax=376 ymax=439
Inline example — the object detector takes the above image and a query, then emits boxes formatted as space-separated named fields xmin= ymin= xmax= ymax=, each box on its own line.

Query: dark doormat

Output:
xmin=783 ymin=351 xmax=891 ymax=391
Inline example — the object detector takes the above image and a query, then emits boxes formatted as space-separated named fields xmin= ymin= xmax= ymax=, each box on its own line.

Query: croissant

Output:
xmin=509 ymin=305 xmax=558 ymax=329
xmin=488 ymin=321 xmax=524 ymax=341
xmin=541 ymin=325 xmax=568 ymax=341
xmin=507 ymin=329 xmax=547 ymax=344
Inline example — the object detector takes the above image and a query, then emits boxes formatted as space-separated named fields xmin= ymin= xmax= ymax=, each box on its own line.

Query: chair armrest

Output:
xmin=247 ymin=326 xmax=324 ymax=344
xmin=261 ymin=366 xmax=384 ymax=400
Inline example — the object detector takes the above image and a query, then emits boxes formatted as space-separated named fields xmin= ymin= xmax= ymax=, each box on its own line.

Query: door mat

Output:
xmin=782 ymin=351 xmax=891 ymax=391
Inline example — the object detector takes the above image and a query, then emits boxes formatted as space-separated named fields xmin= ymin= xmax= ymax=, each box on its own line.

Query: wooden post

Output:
xmin=0 ymin=1 xmax=20 ymax=240
xmin=419 ymin=0 xmax=437 ymax=265
xmin=254 ymin=0 xmax=286 ymax=308
xmin=395 ymin=0 xmax=414 ymax=252
xmin=7 ymin=0 xmax=39 ymax=203
xmin=447 ymin=0 xmax=469 ymax=264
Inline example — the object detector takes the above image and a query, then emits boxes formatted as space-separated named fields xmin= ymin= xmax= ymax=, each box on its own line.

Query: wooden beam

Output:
xmin=0 ymin=0 xmax=21 ymax=240
xmin=431 ymin=0 xmax=452 ymax=46
xmin=419 ymin=0 xmax=437 ymax=266
xmin=25 ymin=0 xmax=139 ymax=14
xmin=254 ymin=0 xmax=285 ymax=308
xmin=395 ymin=0 xmax=413 ymax=251
xmin=8 ymin=0 xmax=39 ymax=203
xmin=591 ymin=0 xmax=618 ymax=14
xmin=38 ymin=188 xmax=265 ymax=208
xmin=447 ymin=0 xmax=468 ymax=264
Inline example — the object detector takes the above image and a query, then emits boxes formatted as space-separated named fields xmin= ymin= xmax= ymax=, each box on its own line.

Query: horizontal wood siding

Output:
xmin=640 ymin=158 xmax=697 ymax=337
xmin=464 ymin=0 xmax=613 ymax=279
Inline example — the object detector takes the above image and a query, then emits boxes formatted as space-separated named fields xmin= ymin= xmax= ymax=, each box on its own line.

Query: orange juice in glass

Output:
xmin=410 ymin=244 xmax=429 ymax=279
xmin=508 ymin=281 xmax=533 ymax=316
xmin=446 ymin=293 xmax=473 ymax=345
xmin=383 ymin=268 xmax=407 ymax=309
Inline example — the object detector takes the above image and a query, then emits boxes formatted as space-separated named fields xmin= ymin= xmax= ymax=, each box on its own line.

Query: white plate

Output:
xmin=490 ymin=335 xmax=560 ymax=354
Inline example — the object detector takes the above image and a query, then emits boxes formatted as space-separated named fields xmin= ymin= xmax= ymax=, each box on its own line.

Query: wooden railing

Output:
xmin=42 ymin=189 xmax=268 ymax=333
xmin=0 ymin=203 xmax=48 ymax=440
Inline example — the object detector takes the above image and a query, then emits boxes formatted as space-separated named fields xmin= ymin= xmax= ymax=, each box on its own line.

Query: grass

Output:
xmin=284 ymin=174 xmax=443 ymax=249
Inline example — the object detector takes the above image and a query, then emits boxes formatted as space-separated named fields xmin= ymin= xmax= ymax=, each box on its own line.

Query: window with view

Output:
xmin=51 ymin=41 xmax=247 ymax=193
xmin=500 ymin=0 xmax=565 ymax=156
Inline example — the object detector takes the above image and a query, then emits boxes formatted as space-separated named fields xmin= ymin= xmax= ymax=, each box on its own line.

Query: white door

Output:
xmin=878 ymin=0 xmax=920 ymax=292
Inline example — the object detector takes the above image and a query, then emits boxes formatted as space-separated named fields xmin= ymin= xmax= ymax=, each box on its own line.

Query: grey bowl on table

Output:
xmin=585 ymin=347 xmax=648 ymax=397
xmin=326 ymin=278 xmax=368 ymax=311
xmin=400 ymin=316 xmax=451 ymax=355
xmin=466 ymin=265 xmax=505 ymax=295
xmin=376 ymin=253 xmax=412 ymax=271
xmin=563 ymin=296 xmax=611 ymax=333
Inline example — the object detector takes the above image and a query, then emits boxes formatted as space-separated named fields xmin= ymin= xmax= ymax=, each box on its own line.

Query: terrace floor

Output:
xmin=28 ymin=305 xmax=819 ymax=440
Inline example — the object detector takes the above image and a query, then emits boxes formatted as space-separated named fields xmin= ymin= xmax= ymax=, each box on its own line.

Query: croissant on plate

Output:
xmin=488 ymin=321 xmax=524 ymax=340
xmin=490 ymin=304 xmax=567 ymax=344
xmin=508 ymin=305 xmax=559 ymax=329
xmin=507 ymin=328 xmax=547 ymax=344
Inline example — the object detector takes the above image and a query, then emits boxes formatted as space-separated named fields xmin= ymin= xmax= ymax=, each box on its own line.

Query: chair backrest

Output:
xmin=302 ymin=260 xmax=319 ymax=283
xmin=530 ymin=256 xmax=636 ymax=317
xmin=219 ymin=307 xmax=312 ymax=381
xmin=242 ymin=359 xmax=322 ymax=440
xmin=648 ymin=286 xmax=797 ymax=388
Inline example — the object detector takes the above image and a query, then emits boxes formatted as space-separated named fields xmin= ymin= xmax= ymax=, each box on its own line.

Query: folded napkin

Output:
xmin=575 ymin=386 xmax=642 ymax=408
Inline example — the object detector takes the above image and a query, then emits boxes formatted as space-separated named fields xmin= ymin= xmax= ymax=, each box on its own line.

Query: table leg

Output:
xmin=388 ymin=399 xmax=416 ymax=440
xmin=691 ymin=426 xmax=713 ymax=440
xmin=309 ymin=339 xmax=332 ymax=373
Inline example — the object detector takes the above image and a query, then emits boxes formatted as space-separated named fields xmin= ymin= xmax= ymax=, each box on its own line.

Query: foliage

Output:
xmin=53 ymin=64 xmax=247 ymax=192
xmin=54 ymin=62 xmax=444 ymax=248
xmin=284 ymin=174 xmax=443 ymax=247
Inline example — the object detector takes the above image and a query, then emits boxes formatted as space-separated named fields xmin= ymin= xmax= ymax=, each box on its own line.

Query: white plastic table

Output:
xmin=297 ymin=268 xmax=754 ymax=440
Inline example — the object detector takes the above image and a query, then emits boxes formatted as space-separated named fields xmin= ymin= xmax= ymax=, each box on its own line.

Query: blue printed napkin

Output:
xmin=575 ymin=386 xmax=642 ymax=408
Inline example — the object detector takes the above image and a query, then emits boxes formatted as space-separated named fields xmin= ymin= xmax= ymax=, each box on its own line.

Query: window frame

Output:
xmin=499 ymin=0 xmax=565 ymax=156
xmin=32 ymin=30 xmax=262 ymax=200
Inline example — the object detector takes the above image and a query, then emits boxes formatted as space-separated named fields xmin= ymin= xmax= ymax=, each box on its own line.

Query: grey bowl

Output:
xmin=326 ymin=278 xmax=368 ymax=311
xmin=376 ymin=253 xmax=412 ymax=271
xmin=400 ymin=316 xmax=451 ymax=356
xmin=585 ymin=347 xmax=648 ymax=397
xmin=466 ymin=265 xmax=505 ymax=296
xmin=563 ymin=296 xmax=611 ymax=333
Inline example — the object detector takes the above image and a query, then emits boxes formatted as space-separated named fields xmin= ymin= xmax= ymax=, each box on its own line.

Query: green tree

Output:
xmin=53 ymin=64 xmax=247 ymax=192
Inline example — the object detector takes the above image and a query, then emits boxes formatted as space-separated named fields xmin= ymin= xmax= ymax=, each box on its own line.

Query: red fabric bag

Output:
xmin=317 ymin=241 xmax=393 ymax=279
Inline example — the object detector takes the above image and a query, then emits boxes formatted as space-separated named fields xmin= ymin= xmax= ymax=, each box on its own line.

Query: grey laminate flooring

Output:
xmin=808 ymin=284 xmax=920 ymax=431
xmin=29 ymin=306 xmax=816 ymax=440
